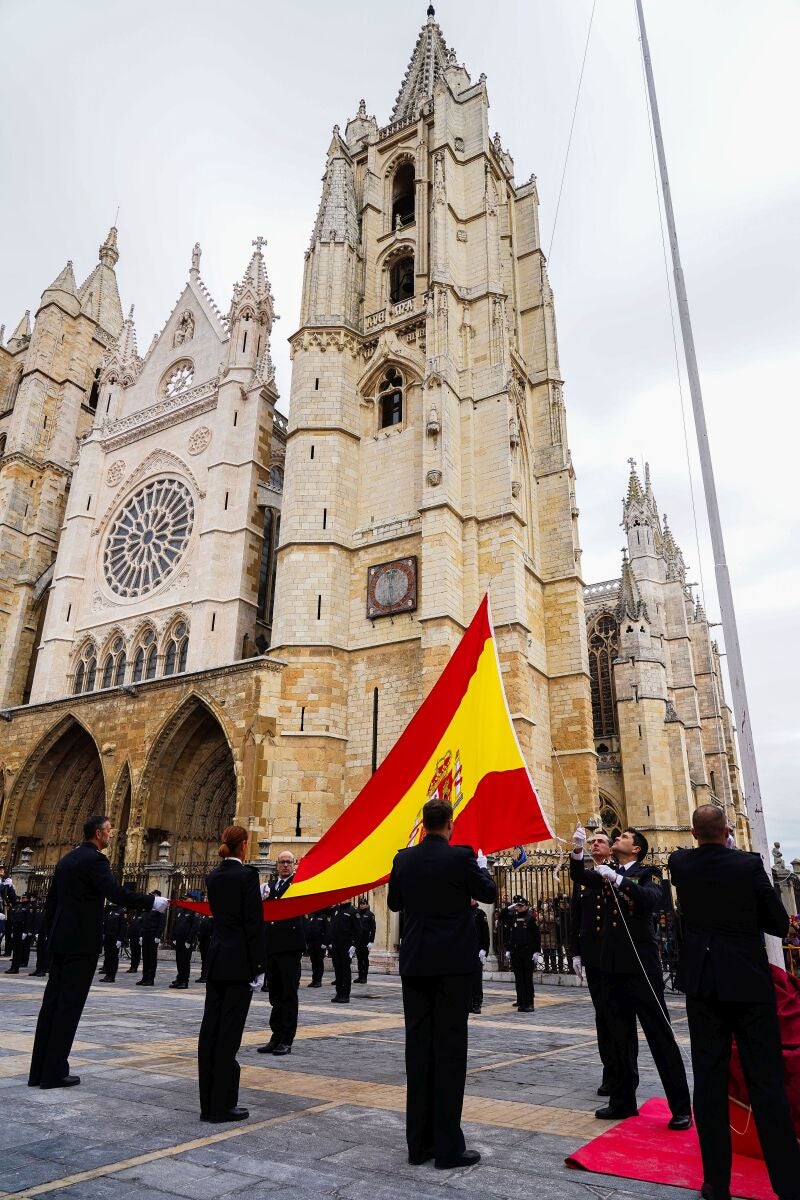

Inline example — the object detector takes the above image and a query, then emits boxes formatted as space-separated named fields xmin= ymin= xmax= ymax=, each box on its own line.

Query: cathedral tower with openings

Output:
xmin=270 ymin=9 xmax=596 ymax=842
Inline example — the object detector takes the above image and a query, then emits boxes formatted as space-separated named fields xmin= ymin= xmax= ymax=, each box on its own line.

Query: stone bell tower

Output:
xmin=270 ymin=7 xmax=596 ymax=844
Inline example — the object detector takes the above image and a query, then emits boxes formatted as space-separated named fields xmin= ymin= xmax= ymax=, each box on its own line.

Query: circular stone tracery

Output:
xmin=103 ymin=478 xmax=194 ymax=599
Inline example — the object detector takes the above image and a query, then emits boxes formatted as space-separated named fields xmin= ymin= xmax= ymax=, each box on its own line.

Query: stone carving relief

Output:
xmin=173 ymin=311 xmax=195 ymax=347
xmin=187 ymin=426 xmax=212 ymax=456
xmin=106 ymin=460 xmax=126 ymax=487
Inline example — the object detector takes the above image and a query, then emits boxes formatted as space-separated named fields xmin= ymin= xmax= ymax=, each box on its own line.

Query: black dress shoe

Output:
xmin=4 ymin=967 xmax=19 ymax=974
xmin=126 ymin=967 xmax=138 ymax=973
xmin=331 ymin=995 xmax=349 ymax=1003
xmin=136 ymin=979 xmax=154 ymax=986
xmin=307 ymin=980 xmax=322 ymax=987
xmin=257 ymin=1041 xmax=278 ymax=1054
xmin=595 ymin=1104 xmax=638 ymax=1119
xmin=195 ymin=976 xmax=206 ymax=983
xmin=435 ymin=1149 xmax=481 ymax=1169
xmin=207 ymin=1107 xmax=249 ymax=1123
xmin=470 ymin=1006 xmax=482 ymax=1015
xmin=169 ymin=981 xmax=188 ymax=989
xmin=700 ymin=1184 xmax=731 ymax=1200
xmin=271 ymin=1042 xmax=292 ymax=1056
xmin=408 ymin=1147 xmax=435 ymax=1164
xmin=40 ymin=1074 xmax=81 ymax=1089
xmin=98 ymin=977 xmax=116 ymax=983
xmin=597 ymin=1083 xmax=611 ymax=1097
xmin=517 ymin=1005 xmax=534 ymax=1012
xmin=668 ymin=1112 xmax=693 ymax=1131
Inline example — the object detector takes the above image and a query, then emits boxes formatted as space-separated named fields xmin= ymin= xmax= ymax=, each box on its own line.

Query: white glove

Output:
xmin=154 ymin=938 xmax=160 ymax=946
xmin=260 ymin=883 xmax=270 ymax=899
xmin=504 ymin=950 xmax=511 ymax=964
xmin=478 ymin=949 xmax=487 ymax=964
xmin=572 ymin=955 xmax=583 ymax=981
xmin=250 ymin=973 xmax=265 ymax=991
xmin=533 ymin=952 xmax=544 ymax=969
xmin=571 ymin=823 xmax=586 ymax=858
xmin=22 ymin=933 xmax=29 ymax=939
xmin=367 ymin=942 xmax=373 ymax=949
xmin=476 ymin=848 xmax=488 ymax=870
xmin=116 ymin=941 xmax=122 ymax=949
xmin=594 ymin=864 xmax=622 ymax=888
xmin=348 ymin=946 xmax=356 ymax=959
xmin=152 ymin=896 xmax=169 ymax=913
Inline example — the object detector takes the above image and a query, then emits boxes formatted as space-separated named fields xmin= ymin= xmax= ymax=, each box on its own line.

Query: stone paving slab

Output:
xmin=0 ymin=953 xmax=697 ymax=1200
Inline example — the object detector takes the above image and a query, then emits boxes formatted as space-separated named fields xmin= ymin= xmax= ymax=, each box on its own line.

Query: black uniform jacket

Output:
xmin=388 ymin=835 xmax=497 ymax=976
xmin=502 ymin=908 xmax=541 ymax=954
xmin=205 ymin=859 xmax=267 ymax=982
xmin=570 ymin=853 xmax=662 ymax=974
xmin=329 ymin=903 xmax=361 ymax=947
xmin=304 ymin=910 xmax=329 ymax=944
xmin=263 ymin=874 xmax=306 ymax=954
xmin=569 ymin=865 xmax=609 ymax=970
xmin=668 ymin=844 xmax=789 ymax=1003
xmin=473 ymin=906 xmax=490 ymax=954
xmin=44 ymin=842 xmax=154 ymax=958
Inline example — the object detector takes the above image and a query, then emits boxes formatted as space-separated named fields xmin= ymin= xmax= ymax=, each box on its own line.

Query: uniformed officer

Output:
xmin=303 ymin=907 xmax=329 ymax=987
xmin=137 ymin=892 xmax=165 ymax=985
xmin=126 ymin=910 xmax=144 ymax=973
xmin=469 ymin=899 xmax=490 ymax=1014
xmin=258 ymin=851 xmax=306 ymax=1055
xmin=98 ymin=903 xmax=127 ymax=982
xmin=5 ymin=895 xmax=35 ymax=973
xmin=569 ymin=830 xmax=638 ymax=1097
xmin=170 ymin=907 xmax=199 ymax=989
xmin=501 ymin=896 xmax=540 ymax=1011
xmin=328 ymin=898 xmax=361 ymax=1003
xmin=196 ymin=912 xmax=213 ymax=982
xmin=354 ymin=897 xmax=376 ymax=984
xmin=571 ymin=826 xmax=691 ymax=1128
xmin=30 ymin=901 xmax=51 ymax=977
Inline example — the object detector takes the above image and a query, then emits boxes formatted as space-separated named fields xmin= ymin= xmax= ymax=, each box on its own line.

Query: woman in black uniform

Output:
xmin=197 ymin=825 xmax=266 ymax=1122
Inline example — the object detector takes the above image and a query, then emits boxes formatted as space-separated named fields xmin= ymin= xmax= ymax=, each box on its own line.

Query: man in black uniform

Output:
xmin=1 ymin=878 xmax=17 ymax=956
xmin=5 ymin=894 xmax=35 ymax=973
xmin=196 ymin=912 xmax=213 ymax=982
xmin=126 ymin=910 xmax=144 ymax=973
xmin=328 ymin=898 xmax=361 ymax=1003
xmin=30 ymin=901 xmax=51 ymax=976
xmin=354 ymin=897 xmax=376 ymax=984
xmin=670 ymin=805 xmax=800 ymax=1200
xmin=469 ymin=899 xmax=490 ymax=1014
xmin=137 ymin=892 xmax=165 ymax=986
xmin=501 ymin=896 xmax=540 ymax=1012
xmin=28 ymin=815 xmax=166 ymax=1088
xmin=98 ymin=903 xmax=127 ymax=982
xmin=171 ymin=907 xmax=199 ymax=989
xmin=257 ymin=851 xmax=305 ymax=1055
xmin=303 ymin=907 xmax=329 ymax=987
xmin=571 ymin=826 xmax=691 ymax=1128
xmin=570 ymin=830 xmax=638 ymax=1098
xmin=388 ymin=798 xmax=496 ymax=1170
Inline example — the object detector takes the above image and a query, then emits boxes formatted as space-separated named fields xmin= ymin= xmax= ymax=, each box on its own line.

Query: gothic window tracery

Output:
xmin=162 ymin=360 xmax=194 ymax=398
xmin=378 ymin=367 xmax=404 ymax=429
xmin=163 ymin=620 xmax=189 ymax=676
xmin=588 ymin=612 xmax=619 ymax=740
xmin=268 ymin=465 xmax=284 ymax=490
xmin=72 ymin=641 xmax=97 ymax=694
xmin=103 ymin=478 xmax=194 ymax=599
xmin=2 ymin=368 xmax=22 ymax=414
xmin=132 ymin=627 xmax=157 ymax=683
xmin=100 ymin=636 xmax=126 ymax=688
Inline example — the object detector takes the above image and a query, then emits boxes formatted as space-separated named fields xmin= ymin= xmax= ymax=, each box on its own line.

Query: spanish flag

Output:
xmin=261 ymin=594 xmax=551 ymax=919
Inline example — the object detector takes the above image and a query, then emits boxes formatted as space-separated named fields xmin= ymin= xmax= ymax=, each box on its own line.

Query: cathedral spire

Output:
xmin=6 ymin=309 xmax=31 ymax=350
xmin=309 ymin=131 xmax=359 ymax=248
xmin=390 ymin=9 xmax=459 ymax=123
xmin=44 ymin=260 xmax=78 ymax=298
xmin=77 ymin=226 xmax=124 ymax=337
xmin=662 ymin=512 xmax=687 ymax=583
xmin=98 ymin=226 xmax=119 ymax=269
xmin=236 ymin=235 xmax=273 ymax=303
xmin=616 ymin=549 xmax=649 ymax=623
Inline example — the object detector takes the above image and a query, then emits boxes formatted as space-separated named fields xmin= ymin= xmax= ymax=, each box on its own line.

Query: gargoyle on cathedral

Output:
xmin=0 ymin=6 xmax=745 ymax=886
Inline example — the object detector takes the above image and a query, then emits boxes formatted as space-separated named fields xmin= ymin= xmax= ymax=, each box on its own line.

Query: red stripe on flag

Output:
xmin=292 ymin=595 xmax=492 ymax=884
xmin=451 ymin=766 xmax=550 ymax=855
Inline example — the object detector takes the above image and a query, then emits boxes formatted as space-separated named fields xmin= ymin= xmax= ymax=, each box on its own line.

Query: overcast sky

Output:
xmin=1 ymin=1 xmax=798 ymax=863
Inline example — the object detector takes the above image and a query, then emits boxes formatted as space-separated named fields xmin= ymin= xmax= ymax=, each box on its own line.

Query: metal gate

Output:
xmin=165 ymin=861 xmax=214 ymax=945
xmin=24 ymin=867 xmax=55 ymax=902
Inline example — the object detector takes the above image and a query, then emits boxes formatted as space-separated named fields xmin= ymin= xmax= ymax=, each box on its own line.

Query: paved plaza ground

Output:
xmin=0 ymin=955 xmax=698 ymax=1200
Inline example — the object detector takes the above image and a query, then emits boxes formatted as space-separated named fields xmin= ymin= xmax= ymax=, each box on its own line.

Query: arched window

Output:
xmin=378 ymin=368 xmax=404 ymax=429
xmin=87 ymin=367 xmax=101 ymax=412
xmin=268 ymin=465 xmax=284 ymax=491
xmin=163 ymin=621 xmax=189 ymax=676
xmin=391 ymin=162 xmax=415 ymax=228
xmin=132 ymin=628 xmax=157 ymax=683
xmin=3 ymin=368 xmax=22 ymax=414
xmin=257 ymin=509 xmax=281 ymax=628
xmin=101 ymin=636 xmax=126 ymax=689
xmin=588 ymin=612 xmax=619 ymax=740
xmin=389 ymin=254 xmax=414 ymax=304
xmin=72 ymin=641 xmax=97 ymax=694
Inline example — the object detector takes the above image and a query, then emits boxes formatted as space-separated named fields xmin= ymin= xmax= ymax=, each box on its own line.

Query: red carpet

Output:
xmin=565 ymin=1098 xmax=777 ymax=1200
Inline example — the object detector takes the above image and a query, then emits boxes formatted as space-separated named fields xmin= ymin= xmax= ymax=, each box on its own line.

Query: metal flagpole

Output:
xmin=634 ymin=0 xmax=782 ymax=966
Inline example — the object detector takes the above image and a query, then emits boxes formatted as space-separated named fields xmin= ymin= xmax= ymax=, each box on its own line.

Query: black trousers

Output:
xmin=198 ymin=979 xmax=252 ymax=1117
xmin=307 ymin=941 xmax=325 ymax=983
xmin=606 ymin=965 xmax=690 ymax=1116
xmin=470 ymin=967 xmax=483 ymax=1010
xmin=330 ymin=943 xmax=352 ymax=998
xmin=11 ymin=932 xmax=31 ymax=970
xmin=687 ymin=992 xmax=800 ymax=1198
xmin=33 ymin=934 xmax=49 ymax=975
xmin=401 ymin=973 xmax=472 ymax=1165
xmin=198 ymin=939 xmax=210 ymax=980
xmin=266 ymin=951 xmax=301 ymax=1044
xmin=175 ymin=940 xmax=192 ymax=984
xmin=28 ymin=952 xmax=96 ymax=1085
xmin=141 ymin=934 xmax=158 ymax=982
xmin=510 ymin=949 xmax=534 ymax=1007
xmin=355 ymin=944 xmax=370 ymax=981
xmin=585 ymin=963 xmax=638 ymax=1092
xmin=101 ymin=935 xmax=119 ymax=980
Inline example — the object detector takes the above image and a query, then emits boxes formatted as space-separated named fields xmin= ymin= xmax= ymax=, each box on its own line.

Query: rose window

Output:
xmin=103 ymin=478 xmax=194 ymax=598
xmin=163 ymin=361 xmax=194 ymax=398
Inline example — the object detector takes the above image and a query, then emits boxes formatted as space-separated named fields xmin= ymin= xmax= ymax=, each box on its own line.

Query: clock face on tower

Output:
xmin=366 ymin=556 xmax=418 ymax=619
